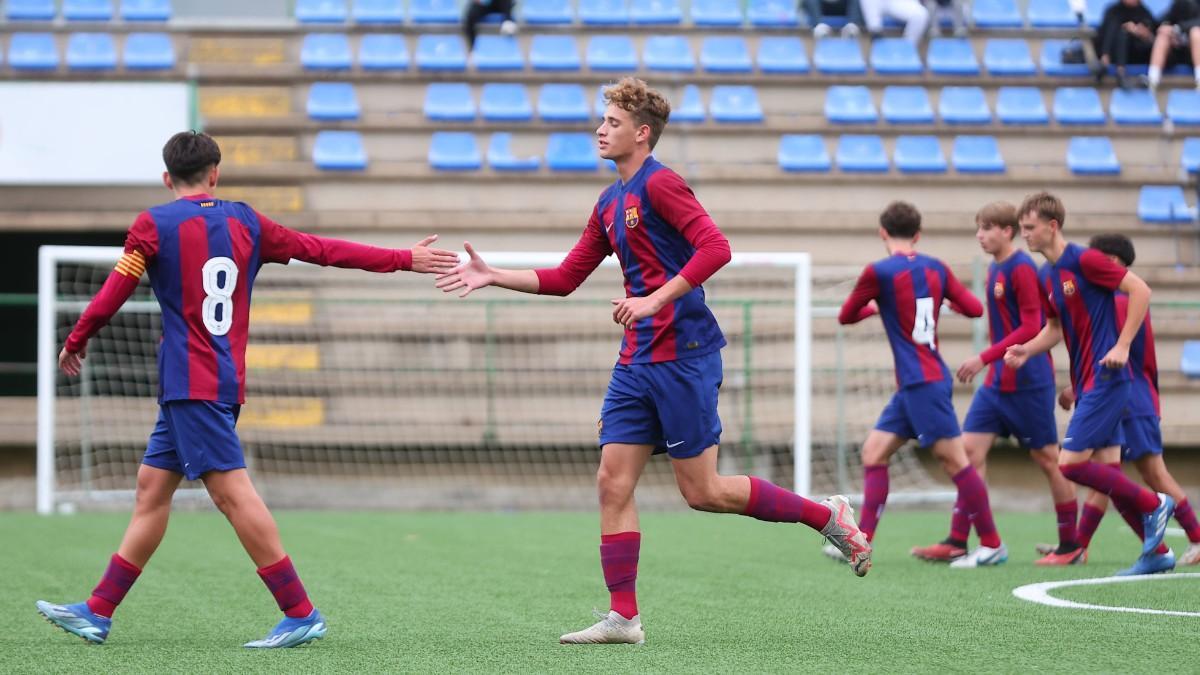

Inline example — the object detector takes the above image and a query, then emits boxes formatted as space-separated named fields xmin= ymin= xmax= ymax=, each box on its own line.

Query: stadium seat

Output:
xmin=579 ymin=0 xmax=630 ymax=24
xmin=314 ymin=130 xmax=368 ymax=171
xmin=700 ymin=36 xmax=752 ymax=73
xmin=836 ymin=135 xmax=889 ymax=172
xmin=487 ymin=133 xmax=540 ymax=171
xmin=673 ymin=84 xmax=706 ymax=123
xmin=983 ymin=39 xmax=1036 ymax=76
xmin=301 ymin=34 xmax=352 ymax=70
xmin=471 ymin=35 xmax=524 ymax=71
xmin=778 ymin=134 xmax=832 ymax=172
xmin=307 ymin=82 xmax=360 ymax=121
xmin=480 ymin=83 xmax=533 ymax=122
xmin=757 ymin=37 xmax=809 ymax=74
xmin=416 ymin=34 xmax=467 ymax=70
xmin=1137 ymin=185 xmax=1193 ymax=222
xmin=530 ymin=35 xmax=580 ymax=71
xmin=995 ymin=86 xmax=1048 ymax=125
xmin=1109 ymin=88 xmax=1161 ymax=125
xmin=1183 ymin=137 xmax=1200 ymax=174
xmin=1182 ymin=341 xmax=1200 ymax=378
xmin=6 ymin=0 xmax=55 ymax=20
xmin=424 ymin=82 xmax=475 ymax=121
xmin=691 ymin=0 xmax=744 ymax=26
xmin=825 ymin=85 xmax=878 ymax=124
xmin=1027 ymin=0 xmax=1076 ymax=26
xmin=8 ymin=33 xmax=58 ymax=70
xmin=1040 ymin=39 xmax=1091 ymax=76
xmin=122 ymin=32 xmax=174 ymax=69
xmin=870 ymin=38 xmax=922 ymax=75
xmin=1143 ymin=0 xmax=1170 ymax=18
xmin=710 ymin=85 xmax=764 ymax=123
xmin=631 ymin=0 xmax=682 ymax=24
xmin=353 ymin=0 xmax=404 ymax=23
xmin=63 ymin=0 xmax=114 ymax=21
xmin=881 ymin=86 xmax=934 ymax=124
xmin=586 ymin=35 xmax=637 ymax=71
xmin=65 ymin=33 xmax=116 ymax=70
xmin=428 ymin=132 xmax=481 ymax=171
xmin=1053 ymin=87 xmax=1105 ymax=124
xmin=1067 ymin=136 xmax=1120 ymax=175
xmin=520 ymin=0 xmax=574 ymax=24
xmin=748 ymin=0 xmax=800 ymax=26
xmin=952 ymin=135 xmax=1006 ymax=173
xmin=971 ymin=0 xmax=1022 ymax=27
xmin=547 ymin=132 xmax=599 ymax=171
xmin=814 ymin=38 xmax=866 ymax=75
xmin=121 ymin=0 xmax=171 ymax=21
xmin=927 ymin=38 xmax=980 ymax=75
xmin=538 ymin=83 xmax=590 ymax=122
xmin=409 ymin=0 xmax=460 ymax=23
xmin=594 ymin=84 xmax=607 ymax=117
xmin=359 ymin=34 xmax=408 ymax=70
xmin=894 ymin=135 xmax=947 ymax=173
xmin=1167 ymin=90 xmax=1200 ymax=126
xmin=643 ymin=35 xmax=695 ymax=71
xmin=939 ymin=86 xmax=991 ymax=124
xmin=295 ymin=0 xmax=346 ymax=23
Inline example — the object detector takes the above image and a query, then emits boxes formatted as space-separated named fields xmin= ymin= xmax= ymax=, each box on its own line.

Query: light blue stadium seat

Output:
xmin=1053 ymin=87 xmax=1105 ymax=124
xmin=894 ymin=135 xmax=947 ymax=173
xmin=996 ymin=86 xmax=1048 ymax=124
xmin=984 ymin=39 xmax=1035 ymax=76
xmin=8 ymin=33 xmax=58 ymax=70
xmin=1067 ymin=136 xmax=1120 ymax=175
xmin=416 ymin=34 xmax=467 ymax=70
xmin=881 ymin=86 xmax=934 ymax=124
xmin=314 ymin=130 xmax=368 ymax=170
xmin=836 ymin=135 xmax=888 ymax=172
xmin=123 ymin=32 xmax=174 ymax=69
xmin=480 ymin=83 xmax=533 ymax=121
xmin=1184 ymin=138 xmax=1200 ymax=174
xmin=7 ymin=0 xmax=55 ymax=20
xmin=1040 ymin=39 xmax=1091 ymax=76
xmin=295 ymin=0 xmax=346 ymax=23
xmin=700 ymin=36 xmax=752 ymax=73
xmin=359 ymin=34 xmax=408 ymax=70
xmin=825 ymin=85 xmax=878 ymax=124
xmin=301 ymin=34 xmax=352 ymax=70
xmin=972 ymin=0 xmax=1022 ymax=27
xmin=1182 ymin=341 xmax=1200 ymax=379
xmin=66 ymin=33 xmax=116 ymax=70
xmin=547 ymin=132 xmax=599 ymax=171
xmin=121 ymin=0 xmax=171 ymax=21
xmin=63 ymin=0 xmax=114 ymax=21
xmin=428 ymin=132 xmax=481 ymax=171
xmin=927 ymin=38 xmax=980 ymax=75
xmin=538 ymin=83 xmax=590 ymax=122
xmin=488 ymin=133 xmax=540 ymax=171
xmin=632 ymin=0 xmax=682 ymax=24
xmin=939 ymin=86 xmax=991 ymax=124
xmin=757 ymin=37 xmax=809 ymax=74
xmin=748 ymin=0 xmax=800 ymax=26
xmin=1138 ymin=185 xmax=1193 ymax=222
xmin=530 ymin=35 xmax=580 ymax=71
xmin=424 ymin=82 xmax=475 ymax=121
xmin=471 ymin=35 xmax=524 ymax=71
xmin=952 ymin=135 xmax=1006 ymax=173
xmin=710 ymin=85 xmax=764 ymax=123
xmin=579 ymin=0 xmax=629 ymax=24
xmin=870 ymin=38 xmax=922 ymax=75
xmin=587 ymin=35 xmax=637 ymax=71
xmin=353 ymin=0 xmax=404 ymax=23
xmin=673 ymin=84 xmax=706 ymax=123
xmin=1027 ymin=0 xmax=1076 ymax=27
xmin=1110 ymin=88 xmax=1161 ymax=125
xmin=307 ymin=82 xmax=360 ymax=121
xmin=691 ymin=0 xmax=744 ymax=26
xmin=814 ymin=38 xmax=866 ymax=74
xmin=778 ymin=134 xmax=831 ymax=172
xmin=521 ymin=0 xmax=574 ymax=24
xmin=410 ymin=0 xmax=460 ymax=23
xmin=1167 ymin=90 xmax=1200 ymax=126
xmin=643 ymin=35 xmax=694 ymax=71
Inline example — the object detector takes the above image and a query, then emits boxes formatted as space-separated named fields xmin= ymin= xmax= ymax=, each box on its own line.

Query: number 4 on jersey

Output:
xmin=911 ymin=296 xmax=936 ymax=350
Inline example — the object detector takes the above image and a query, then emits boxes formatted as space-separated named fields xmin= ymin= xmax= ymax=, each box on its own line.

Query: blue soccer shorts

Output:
xmin=1121 ymin=414 xmax=1163 ymax=462
xmin=1062 ymin=379 xmax=1130 ymax=452
xmin=962 ymin=384 xmax=1059 ymax=449
xmin=874 ymin=379 xmax=961 ymax=448
xmin=143 ymin=400 xmax=246 ymax=481
xmin=598 ymin=351 xmax=723 ymax=459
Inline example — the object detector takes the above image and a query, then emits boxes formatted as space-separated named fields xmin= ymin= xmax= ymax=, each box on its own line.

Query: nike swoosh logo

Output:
xmin=666 ymin=440 xmax=685 ymax=448
xmin=605 ymin=222 xmax=613 ymax=232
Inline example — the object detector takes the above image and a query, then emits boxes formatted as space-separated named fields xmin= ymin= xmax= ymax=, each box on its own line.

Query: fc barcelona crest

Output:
xmin=1062 ymin=279 xmax=1076 ymax=296
xmin=625 ymin=206 xmax=639 ymax=229
xmin=993 ymin=282 xmax=1004 ymax=299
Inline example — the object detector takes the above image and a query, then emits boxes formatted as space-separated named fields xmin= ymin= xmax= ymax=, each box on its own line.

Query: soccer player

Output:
xmin=836 ymin=201 xmax=1007 ymax=568
xmin=910 ymin=202 xmax=1080 ymax=565
xmin=435 ymin=77 xmax=871 ymax=645
xmin=36 ymin=131 xmax=460 ymax=647
xmin=1004 ymin=193 xmax=1174 ymax=573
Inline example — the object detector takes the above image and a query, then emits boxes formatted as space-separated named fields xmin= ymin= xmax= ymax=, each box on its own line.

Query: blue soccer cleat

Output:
xmin=1142 ymin=493 xmax=1175 ymax=557
xmin=1116 ymin=549 xmax=1176 ymax=576
xmin=36 ymin=600 xmax=111 ymax=644
xmin=244 ymin=608 xmax=327 ymax=648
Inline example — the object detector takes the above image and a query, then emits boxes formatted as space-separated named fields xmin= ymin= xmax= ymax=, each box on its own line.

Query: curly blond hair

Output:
xmin=603 ymin=77 xmax=671 ymax=150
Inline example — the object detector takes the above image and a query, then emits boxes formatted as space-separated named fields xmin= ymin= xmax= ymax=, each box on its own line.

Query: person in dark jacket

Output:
xmin=1093 ymin=0 xmax=1157 ymax=87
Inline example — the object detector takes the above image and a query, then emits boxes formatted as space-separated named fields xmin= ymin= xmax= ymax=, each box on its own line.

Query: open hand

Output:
xmin=435 ymin=242 xmax=492 ymax=298
xmin=59 ymin=346 xmax=85 ymax=376
xmin=409 ymin=234 xmax=461 ymax=274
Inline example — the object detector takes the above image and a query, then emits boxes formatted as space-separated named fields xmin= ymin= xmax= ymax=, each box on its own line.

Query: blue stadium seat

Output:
xmin=1109 ymin=88 xmax=1161 ymax=125
xmin=1183 ymin=137 xmax=1200 ymax=174
xmin=952 ymin=135 xmax=1006 ymax=173
xmin=480 ymin=83 xmax=533 ymax=121
xmin=757 ymin=37 xmax=809 ymax=74
xmin=63 ymin=0 xmax=114 ymax=21
xmin=927 ymin=38 xmax=980 ymax=75
xmin=778 ymin=134 xmax=832 ymax=172
xmin=1053 ymin=87 xmax=1105 ymax=124
xmin=121 ymin=0 xmax=171 ymax=21
xmin=691 ymin=0 xmax=744 ymax=26
xmin=632 ymin=0 xmax=682 ymax=24
xmin=314 ymin=131 xmax=368 ymax=170
xmin=416 ymin=34 xmax=467 ymax=70
xmin=995 ymin=86 xmax=1048 ymax=124
xmin=587 ymin=35 xmax=637 ymax=71
xmin=1182 ymin=341 xmax=1200 ymax=378
xmin=424 ymin=82 xmax=475 ymax=121
xmin=748 ymin=0 xmax=800 ymax=26
xmin=1027 ymin=0 xmax=1076 ymax=27
xmin=870 ymin=38 xmax=922 ymax=75
xmin=359 ymin=34 xmax=408 ymax=70
xmin=939 ymin=86 xmax=991 ymax=124
xmin=894 ymin=135 xmax=947 ymax=173
xmin=1040 ymin=39 xmax=1091 ymax=76
xmin=1167 ymin=90 xmax=1200 ymax=126
xmin=8 ymin=33 xmax=58 ymax=70
xmin=579 ymin=0 xmax=629 ymax=24
xmin=547 ymin=132 xmax=599 ymax=171
xmin=521 ymin=0 xmax=574 ymax=24
xmin=295 ymin=0 xmax=346 ymax=23
xmin=538 ymin=83 xmax=590 ymax=122
xmin=984 ymin=39 xmax=1035 ymax=76
xmin=6 ymin=0 xmax=55 ymax=20
xmin=66 ymin=33 xmax=116 ymax=70
xmin=123 ymin=32 xmax=174 ymax=69
xmin=471 ymin=35 xmax=524 ymax=71
xmin=825 ymin=85 xmax=878 ymax=124
xmin=814 ymin=38 xmax=866 ymax=74
xmin=301 ymin=34 xmax=352 ymax=70
xmin=836 ymin=135 xmax=889 ymax=172
xmin=307 ymin=82 xmax=360 ymax=121
xmin=673 ymin=84 xmax=706 ymax=123
xmin=1138 ymin=185 xmax=1193 ymax=222
xmin=971 ymin=0 xmax=1022 ymax=27
xmin=353 ymin=0 xmax=404 ymax=23
xmin=488 ymin=133 xmax=540 ymax=171
xmin=710 ymin=85 xmax=764 ymax=123
xmin=530 ymin=35 xmax=580 ymax=71
xmin=881 ymin=86 xmax=934 ymax=124
xmin=643 ymin=35 xmax=694 ymax=71
xmin=700 ymin=36 xmax=752 ymax=73
xmin=1067 ymin=136 xmax=1120 ymax=175
xmin=410 ymin=0 xmax=460 ymax=23
xmin=428 ymin=132 xmax=481 ymax=171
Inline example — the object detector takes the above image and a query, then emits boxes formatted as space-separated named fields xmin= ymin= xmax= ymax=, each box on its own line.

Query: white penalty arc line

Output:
xmin=1013 ymin=573 xmax=1200 ymax=618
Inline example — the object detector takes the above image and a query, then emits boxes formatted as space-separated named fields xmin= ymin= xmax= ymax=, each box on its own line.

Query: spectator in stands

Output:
xmin=1141 ymin=0 xmax=1200 ymax=91
xmin=925 ymin=0 xmax=968 ymax=37
xmin=860 ymin=0 xmax=931 ymax=45
xmin=806 ymin=0 xmax=864 ymax=38
xmin=1093 ymin=0 xmax=1157 ymax=88
xmin=463 ymin=0 xmax=517 ymax=51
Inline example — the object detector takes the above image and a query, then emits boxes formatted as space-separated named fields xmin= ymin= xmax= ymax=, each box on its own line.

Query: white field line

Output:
xmin=1012 ymin=573 xmax=1200 ymax=618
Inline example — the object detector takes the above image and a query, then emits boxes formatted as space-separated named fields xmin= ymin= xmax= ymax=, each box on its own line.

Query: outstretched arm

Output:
xmin=259 ymin=213 xmax=458 ymax=274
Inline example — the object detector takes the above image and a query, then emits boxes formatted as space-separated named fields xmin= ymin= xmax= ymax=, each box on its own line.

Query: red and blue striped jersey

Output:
xmin=1115 ymin=293 xmax=1159 ymax=417
xmin=979 ymin=250 xmax=1054 ymax=392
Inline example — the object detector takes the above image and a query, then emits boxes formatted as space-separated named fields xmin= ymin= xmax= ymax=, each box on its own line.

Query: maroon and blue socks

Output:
xmin=257 ymin=555 xmax=314 ymax=619
xmin=601 ymin=532 xmax=640 ymax=620
xmin=860 ymin=464 xmax=889 ymax=542
xmin=743 ymin=476 xmax=832 ymax=530
xmin=951 ymin=465 xmax=1001 ymax=548
xmin=87 ymin=554 xmax=142 ymax=618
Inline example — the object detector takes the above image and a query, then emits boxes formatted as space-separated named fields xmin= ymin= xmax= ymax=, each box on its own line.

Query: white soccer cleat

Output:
xmin=559 ymin=610 xmax=644 ymax=645
xmin=819 ymin=494 xmax=872 ymax=577
xmin=950 ymin=544 xmax=1009 ymax=568
xmin=1180 ymin=543 xmax=1200 ymax=566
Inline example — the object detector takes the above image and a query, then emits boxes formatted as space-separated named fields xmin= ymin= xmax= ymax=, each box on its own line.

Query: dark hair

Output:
xmin=975 ymin=201 xmax=1018 ymax=239
xmin=1018 ymin=191 xmax=1066 ymax=229
xmin=879 ymin=201 xmax=922 ymax=239
xmin=163 ymin=131 xmax=221 ymax=185
xmin=1088 ymin=233 xmax=1135 ymax=267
